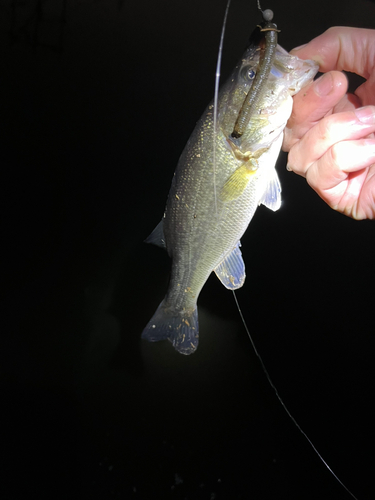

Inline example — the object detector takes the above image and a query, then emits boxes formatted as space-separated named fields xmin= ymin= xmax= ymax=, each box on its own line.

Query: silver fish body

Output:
xmin=142 ymin=42 xmax=318 ymax=355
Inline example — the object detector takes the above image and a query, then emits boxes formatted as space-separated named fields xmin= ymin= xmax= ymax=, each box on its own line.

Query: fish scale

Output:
xmin=142 ymin=25 xmax=318 ymax=355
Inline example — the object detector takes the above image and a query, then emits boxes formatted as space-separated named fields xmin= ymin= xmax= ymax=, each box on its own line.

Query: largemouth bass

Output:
xmin=142 ymin=20 xmax=318 ymax=355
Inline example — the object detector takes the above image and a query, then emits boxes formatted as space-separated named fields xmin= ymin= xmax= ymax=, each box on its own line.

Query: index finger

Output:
xmin=282 ymin=70 xmax=348 ymax=152
xmin=287 ymin=105 xmax=375 ymax=177
xmin=291 ymin=27 xmax=375 ymax=79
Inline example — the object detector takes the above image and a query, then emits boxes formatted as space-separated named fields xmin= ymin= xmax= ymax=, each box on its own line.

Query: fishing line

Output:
xmin=212 ymin=1 xmax=359 ymax=499
xmin=232 ymin=291 xmax=359 ymax=500
xmin=213 ymin=0 xmax=231 ymax=217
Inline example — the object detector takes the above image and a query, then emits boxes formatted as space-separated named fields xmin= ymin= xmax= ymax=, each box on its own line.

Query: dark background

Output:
xmin=1 ymin=1 xmax=375 ymax=499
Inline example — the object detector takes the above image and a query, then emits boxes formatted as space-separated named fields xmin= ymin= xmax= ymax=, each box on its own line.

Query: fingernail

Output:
xmin=286 ymin=163 xmax=292 ymax=172
xmin=354 ymin=106 xmax=375 ymax=124
xmin=314 ymin=73 xmax=333 ymax=97
xmin=291 ymin=43 xmax=307 ymax=52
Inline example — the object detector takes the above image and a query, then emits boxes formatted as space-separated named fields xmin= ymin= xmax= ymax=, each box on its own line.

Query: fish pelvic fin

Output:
xmin=141 ymin=299 xmax=199 ymax=355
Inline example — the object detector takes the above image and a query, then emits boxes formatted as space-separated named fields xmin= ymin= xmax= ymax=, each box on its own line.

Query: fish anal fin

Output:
xmin=214 ymin=242 xmax=245 ymax=290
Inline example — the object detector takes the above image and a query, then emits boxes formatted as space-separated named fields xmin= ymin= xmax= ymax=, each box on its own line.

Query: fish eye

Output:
xmin=240 ymin=66 xmax=256 ymax=81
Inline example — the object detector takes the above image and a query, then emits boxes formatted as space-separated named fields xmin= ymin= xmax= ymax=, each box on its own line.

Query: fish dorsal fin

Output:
xmin=214 ymin=242 xmax=246 ymax=290
xmin=259 ymin=168 xmax=281 ymax=211
xmin=144 ymin=220 xmax=166 ymax=248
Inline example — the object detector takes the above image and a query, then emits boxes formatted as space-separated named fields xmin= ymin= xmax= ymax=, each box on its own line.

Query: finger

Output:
xmin=287 ymin=106 xmax=375 ymax=177
xmin=356 ymin=75 xmax=375 ymax=107
xmin=331 ymin=92 xmax=362 ymax=113
xmin=282 ymin=71 xmax=348 ymax=152
xmin=306 ymin=138 xmax=375 ymax=193
xmin=290 ymin=27 xmax=375 ymax=79
xmin=305 ymin=140 xmax=375 ymax=218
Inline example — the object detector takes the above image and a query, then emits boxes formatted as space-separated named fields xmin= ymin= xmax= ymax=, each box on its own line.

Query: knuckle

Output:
xmin=329 ymin=142 xmax=342 ymax=166
xmin=317 ymin=116 xmax=333 ymax=142
xmin=282 ymin=129 xmax=297 ymax=152
xmin=281 ymin=130 xmax=291 ymax=152
xmin=324 ymin=26 xmax=340 ymax=37
xmin=287 ymin=146 xmax=303 ymax=174
xmin=287 ymin=148 xmax=296 ymax=168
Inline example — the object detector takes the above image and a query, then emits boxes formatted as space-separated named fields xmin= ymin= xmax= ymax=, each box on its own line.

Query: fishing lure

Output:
xmin=231 ymin=6 xmax=279 ymax=138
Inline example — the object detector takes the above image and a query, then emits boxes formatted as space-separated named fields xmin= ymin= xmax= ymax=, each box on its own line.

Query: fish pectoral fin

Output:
xmin=220 ymin=163 xmax=257 ymax=202
xmin=214 ymin=242 xmax=245 ymax=290
xmin=259 ymin=168 xmax=281 ymax=211
xmin=144 ymin=219 xmax=166 ymax=248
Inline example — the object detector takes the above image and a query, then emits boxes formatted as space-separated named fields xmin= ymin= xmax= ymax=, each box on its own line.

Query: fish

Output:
xmin=141 ymin=12 xmax=318 ymax=355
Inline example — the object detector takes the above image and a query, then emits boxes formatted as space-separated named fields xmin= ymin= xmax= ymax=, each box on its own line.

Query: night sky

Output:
xmin=1 ymin=1 xmax=375 ymax=499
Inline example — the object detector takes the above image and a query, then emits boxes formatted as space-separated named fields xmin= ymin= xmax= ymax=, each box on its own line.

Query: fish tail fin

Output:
xmin=141 ymin=299 xmax=199 ymax=355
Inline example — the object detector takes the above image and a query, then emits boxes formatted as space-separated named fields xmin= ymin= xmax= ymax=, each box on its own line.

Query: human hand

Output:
xmin=282 ymin=27 xmax=375 ymax=219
